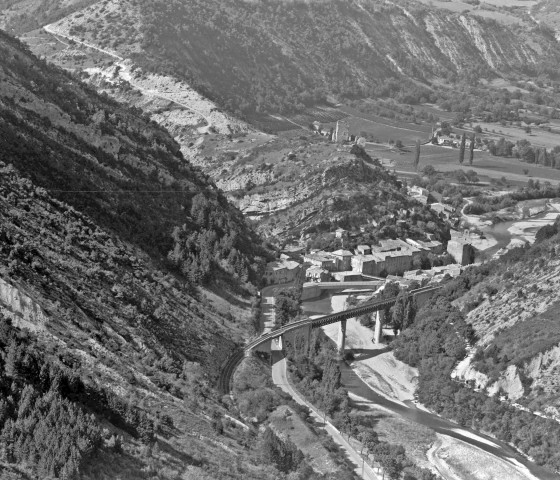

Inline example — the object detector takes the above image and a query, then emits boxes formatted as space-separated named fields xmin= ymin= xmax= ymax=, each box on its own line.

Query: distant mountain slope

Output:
xmin=0 ymin=0 xmax=97 ymax=34
xmin=46 ymin=0 xmax=560 ymax=115
xmin=533 ymin=0 xmax=560 ymax=38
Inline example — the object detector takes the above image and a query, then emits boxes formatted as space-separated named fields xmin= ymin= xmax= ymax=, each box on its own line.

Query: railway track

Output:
xmin=217 ymin=349 xmax=245 ymax=394
xmin=218 ymin=285 xmax=441 ymax=394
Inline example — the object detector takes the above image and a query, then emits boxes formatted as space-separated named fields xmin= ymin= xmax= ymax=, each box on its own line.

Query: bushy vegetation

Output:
xmin=463 ymin=181 xmax=560 ymax=215
xmin=0 ymin=30 xmax=270 ymax=292
xmin=0 ymin=314 xmax=156 ymax=478
xmin=65 ymin=0 xmax=560 ymax=118
xmin=285 ymin=330 xmax=438 ymax=480
xmin=1 ymin=0 xmax=97 ymax=34
xmin=274 ymin=287 xmax=302 ymax=328
xmin=393 ymin=247 xmax=560 ymax=473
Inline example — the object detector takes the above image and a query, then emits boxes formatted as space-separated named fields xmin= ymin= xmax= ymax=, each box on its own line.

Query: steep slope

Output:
xmin=0 ymin=159 xmax=284 ymax=480
xmin=392 ymin=237 xmax=560 ymax=475
xmin=44 ymin=0 xmax=559 ymax=115
xmin=0 ymin=31 xmax=289 ymax=480
xmin=450 ymin=232 xmax=560 ymax=421
xmin=0 ymin=31 xmax=268 ymax=287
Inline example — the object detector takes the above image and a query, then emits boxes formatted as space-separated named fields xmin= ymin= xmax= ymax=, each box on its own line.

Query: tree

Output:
xmin=359 ymin=430 xmax=379 ymax=455
xmin=459 ymin=133 xmax=466 ymax=164
xmin=469 ymin=134 xmax=475 ymax=165
xmin=391 ymin=295 xmax=406 ymax=334
xmin=422 ymin=165 xmax=436 ymax=177
xmin=414 ymin=139 xmax=420 ymax=171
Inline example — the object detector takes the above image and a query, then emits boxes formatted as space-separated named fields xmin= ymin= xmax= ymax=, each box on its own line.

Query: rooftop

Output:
xmin=332 ymin=249 xmax=353 ymax=256
xmin=267 ymin=259 xmax=301 ymax=271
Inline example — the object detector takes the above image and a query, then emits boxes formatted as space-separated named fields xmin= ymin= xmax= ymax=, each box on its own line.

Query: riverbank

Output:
xmin=320 ymin=294 xmax=436 ymax=471
xmin=466 ymin=201 xmax=560 ymax=258
xmin=306 ymin=293 xmax=545 ymax=480
xmin=327 ymin=294 xmax=419 ymax=403
xmin=427 ymin=434 xmax=539 ymax=480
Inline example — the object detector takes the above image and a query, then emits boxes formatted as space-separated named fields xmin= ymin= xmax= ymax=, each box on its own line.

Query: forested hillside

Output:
xmin=0 ymin=30 xmax=269 ymax=288
xmin=47 ymin=0 xmax=560 ymax=116
xmin=392 ymin=229 xmax=560 ymax=474
xmin=0 ymin=31 xmax=294 ymax=479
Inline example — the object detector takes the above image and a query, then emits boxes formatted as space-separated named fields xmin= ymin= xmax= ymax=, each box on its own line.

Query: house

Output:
xmin=335 ymin=227 xmax=348 ymax=239
xmin=306 ymin=266 xmax=330 ymax=282
xmin=330 ymin=249 xmax=354 ymax=271
xmin=409 ymin=186 xmax=429 ymax=197
xmin=303 ymin=252 xmax=336 ymax=271
xmin=375 ymin=239 xmax=422 ymax=258
xmin=430 ymin=203 xmax=454 ymax=219
xmin=356 ymin=245 xmax=371 ymax=255
xmin=406 ymin=239 xmax=444 ymax=254
xmin=437 ymin=135 xmax=457 ymax=147
xmin=374 ymin=239 xmax=409 ymax=253
xmin=414 ymin=195 xmax=429 ymax=205
xmin=264 ymin=259 xmax=302 ymax=285
xmin=431 ymin=264 xmax=462 ymax=277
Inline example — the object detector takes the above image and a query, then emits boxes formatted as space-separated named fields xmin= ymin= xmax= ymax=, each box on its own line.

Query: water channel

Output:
xmin=302 ymin=293 xmax=559 ymax=480
xmin=477 ymin=208 xmax=560 ymax=259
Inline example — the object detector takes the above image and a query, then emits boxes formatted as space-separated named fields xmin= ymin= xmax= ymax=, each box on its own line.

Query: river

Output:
xmin=476 ymin=205 xmax=560 ymax=259
xmin=302 ymin=292 xmax=559 ymax=480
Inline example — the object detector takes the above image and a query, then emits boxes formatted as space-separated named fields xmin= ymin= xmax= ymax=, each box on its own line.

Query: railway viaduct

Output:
xmin=218 ymin=285 xmax=441 ymax=393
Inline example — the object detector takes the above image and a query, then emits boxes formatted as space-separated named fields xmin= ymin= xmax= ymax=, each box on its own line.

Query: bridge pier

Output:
xmin=337 ymin=319 xmax=347 ymax=356
xmin=304 ymin=323 xmax=312 ymax=353
xmin=373 ymin=310 xmax=385 ymax=344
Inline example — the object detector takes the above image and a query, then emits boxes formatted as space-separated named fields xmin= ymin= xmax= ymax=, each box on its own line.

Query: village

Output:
xmin=264 ymin=229 xmax=475 ymax=289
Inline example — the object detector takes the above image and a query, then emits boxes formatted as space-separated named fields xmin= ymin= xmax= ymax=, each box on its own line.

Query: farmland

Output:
xmin=366 ymin=143 xmax=560 ymax=185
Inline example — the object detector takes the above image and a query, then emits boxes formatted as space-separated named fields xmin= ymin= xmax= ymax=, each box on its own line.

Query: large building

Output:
xmin=351 ymin=250 xmax=414 ymax=276
xmin=406 ymin=238 xmax=444 ymax=254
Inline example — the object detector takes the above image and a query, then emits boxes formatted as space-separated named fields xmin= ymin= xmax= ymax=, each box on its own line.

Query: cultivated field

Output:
xmin=338 ymin=105 xmax=433 ymax=145
xmin=473 ymin=121 xmax=560 ymax=149
xmin=367 ymin=143 xmax=560 ymax=185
